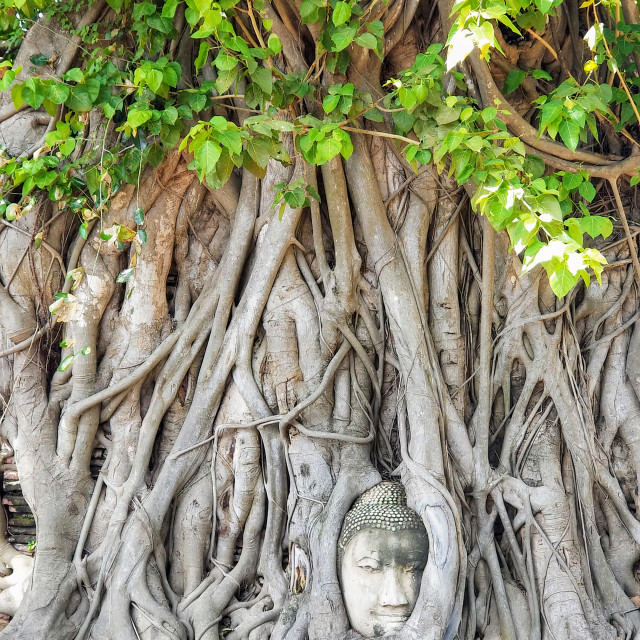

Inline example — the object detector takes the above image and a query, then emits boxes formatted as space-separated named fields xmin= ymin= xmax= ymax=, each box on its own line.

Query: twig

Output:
xmin=0 ymin=218 xmax=66 ymax=276
xmin=526 ymin=29 xmax=558 ymax=60
xmin=383 ymin=165 xmax=431 ymax=206
xmin=609 ymin=177 xmax=640 ymax=287
xmin=340 ymin=125 xmax=418 ymax=146
xmin=0 ymin=326 xmax=47 ymax=359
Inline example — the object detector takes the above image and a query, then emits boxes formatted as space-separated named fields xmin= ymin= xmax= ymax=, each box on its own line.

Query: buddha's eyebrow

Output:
xmin=395 ymin=551 xmax=427 ymax=563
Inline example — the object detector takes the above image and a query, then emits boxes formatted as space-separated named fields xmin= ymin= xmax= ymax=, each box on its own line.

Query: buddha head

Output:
xmin=338 ymin=482 xmax=428 ymax=638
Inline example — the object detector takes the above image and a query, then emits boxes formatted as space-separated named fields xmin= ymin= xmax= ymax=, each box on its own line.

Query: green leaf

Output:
xmin=323 ymin=94 xmax=340 ymax=113
xmin=162 ymin=0 xmax=181 ymax=17
xmin=398 ymin=87 xmax=417 ymax=110
xmin=503 ymin=69 xmax=526 ymax=94
xmin=210 ymin=115 xmax=230 ymax=131
xmin=243 ymin=153 xmax=267 ymax=179
xmin=214 ymin=129 xmax=243 ymax=156
xmin=599 ymin=83 xmax=612 ymax=104
xmin=57 ymin=354 xmax=76 ymax=372
xmin=539 ymin=100 xmax=563 ymax=129
xmin=214 ymin=53 xmax=237 ymax=71
xmin=508 ymin=215 xmax=539 ymax=254
xmin=469 ymin=20 xmax=496 ymax=57
xmin=215 ymin=68 xmax=237 ymax=94
xmin=306 ymin=185 xmax=321 ymax=201
xmin=246 ymin=137 xmax=273 ymax=167
xmin=0 ymin=69 xmax=15 ymax=92
xmin=11 ymin=83 xmax=24 ymax=109
xmin=146 ymin=69 xmax=164 ymax=93
xmin=537 ymin=0 xmax=555 ymax=13
xmin=562 ymin=171 xmax=583 ymax=190
xmin=363 ymin=108 xmax=384 ymax=122
xmin=436 ymin=105 xmax=462 ymax=125
xmin=331 ymin=25 xmax=357 ymax=51
xmin=415 ymin=149 xmax=431 ymax=164
xmin=300 ymin=0 xmax=324 ymax=23
xmin=465 ymin=136 xmax=484 ymax=152
xmin=252 ymin=67 xmax=273 ymax=94
xmin=127 ymin=109 xmax=153 ymax=128
xmin=164 ymin=63 xmax=181 ymax=87
xmin=578 ymin=180 xmax=596 ymax=202
xmin=481 ymin=107 xmax=497 ymax=122
xmin=188 ymin=92 xmax=208 ymax=112
xmin=244 ymin=83 xmax=262 ymax=109
xmin=558 ymin=119 xmax=580 ymax=151
xmin=147 ymin=144 xmax=165 ymax=167
xmin=576 ymin=214 xmax=612 ymax=238
xmin=524 ymin=239 xmax=571 ymax=272
xmin=43 ymin=98 xmax=57 ymax=117
xmin=368 ymin=20 xmax=384 ymax=38
xmin=335 ymin=129 xmax=353 ymax=160
xmin=65 ymin=85 xmax=94 ymax=112
xmin=531 ymin=69 xmax=553 ymax=80
xmin=59 ymin=139 xmax=75 ymax=157
xmin=161 ymin=105 xmax=179 ymax=124
xmin=21 ymin=77 xmax=45 ymax=108
xmin=549 ymin=263 xmax=579 ymax=297
xmin=195 ymin=42 xmax=211 ymax=74
xmin=133 ymin=1 xmax=155 ymax=20
xmin=268 ymin=33 xmax=282 ymax=55
xmin=355 ymin=33 xmax=377 ymax=49
xmin=134 ymin=208 xmax=145 ymax=225
xmin=194 ymin=7 xmax=223 ymax=35
xmin=195 ymin=140 xmax=222 ymax=175
xmin=29 ymin=54 xmax=50 ymax=66
xmin=63 ymin=68 xmax=84 ymax=83
xmin=564 ymin=218 xmax=584 ymax=245
xmin=316 ymin=136 xmax=342 ymax=163
xmin=332 ymin=1 xmax=351 ymax=26
xmin=536 ymin=194 xmax=563 ymax=221
xmin=46 ymin=83 xmax=70 ymax=104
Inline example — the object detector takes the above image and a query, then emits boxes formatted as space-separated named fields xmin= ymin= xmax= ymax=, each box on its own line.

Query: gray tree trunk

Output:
xmin=0 ymin=3 xmax=639 ymax=640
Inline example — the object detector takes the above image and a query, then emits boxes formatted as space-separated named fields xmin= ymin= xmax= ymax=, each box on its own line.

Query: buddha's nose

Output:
xmin=379 ymin=568 xmax=409 ymax=608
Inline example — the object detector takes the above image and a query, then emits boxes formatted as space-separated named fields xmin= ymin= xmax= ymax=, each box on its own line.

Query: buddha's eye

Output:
xmin=357 ymin=561 xmax=381 ymax=572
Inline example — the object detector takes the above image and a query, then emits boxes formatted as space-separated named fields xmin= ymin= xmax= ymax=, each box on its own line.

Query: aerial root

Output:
xmin=128 ymin=570 xmax=187 ymax=640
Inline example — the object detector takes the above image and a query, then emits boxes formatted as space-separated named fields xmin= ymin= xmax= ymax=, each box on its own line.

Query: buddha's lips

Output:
xmin=371 ymin=611 xmax=410 ymax=623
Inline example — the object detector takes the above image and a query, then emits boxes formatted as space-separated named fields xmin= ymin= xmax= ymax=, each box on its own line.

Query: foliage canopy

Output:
xmin=1 ymin=0 xmax=639 ymax=299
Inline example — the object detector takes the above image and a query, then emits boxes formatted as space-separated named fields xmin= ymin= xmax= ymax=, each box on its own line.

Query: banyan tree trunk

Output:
xmin=0 ymin=1 xmax=639 ymax=640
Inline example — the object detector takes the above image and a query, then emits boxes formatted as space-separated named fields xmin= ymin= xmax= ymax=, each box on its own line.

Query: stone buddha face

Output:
xmin=338 ymin=482 xmax=428 ymax=638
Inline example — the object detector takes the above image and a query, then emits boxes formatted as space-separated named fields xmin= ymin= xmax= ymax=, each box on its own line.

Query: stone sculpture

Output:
xmin=338 ymin=482 xmax=428 ymax=638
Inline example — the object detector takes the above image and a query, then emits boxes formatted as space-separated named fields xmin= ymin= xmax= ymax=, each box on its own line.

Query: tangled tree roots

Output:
xmin=1 ymin=1 xmax=640 ymax=640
